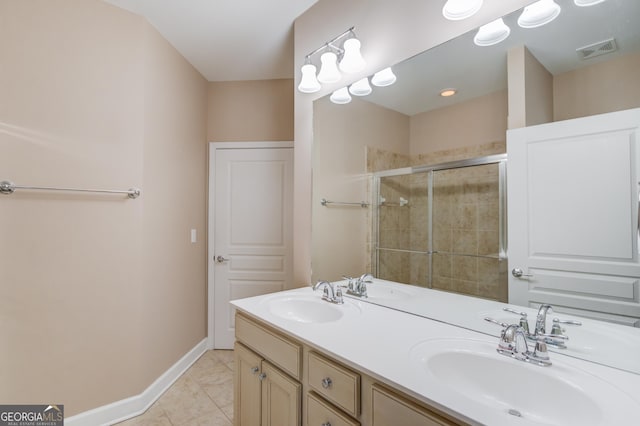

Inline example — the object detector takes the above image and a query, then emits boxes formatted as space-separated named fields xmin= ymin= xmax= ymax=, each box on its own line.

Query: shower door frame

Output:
xmin=371 ymin=153 xmax=508 ymax=288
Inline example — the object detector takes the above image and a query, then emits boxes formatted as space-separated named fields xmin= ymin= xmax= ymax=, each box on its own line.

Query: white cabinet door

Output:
xmin=507 ymin=108 xmax=640 ymax=325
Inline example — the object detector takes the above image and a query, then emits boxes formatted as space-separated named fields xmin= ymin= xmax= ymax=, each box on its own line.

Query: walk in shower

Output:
xmin=372 ymin=154 xmax=508 ymax=302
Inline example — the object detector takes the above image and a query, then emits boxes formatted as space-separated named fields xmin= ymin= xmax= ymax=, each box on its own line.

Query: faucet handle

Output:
xmin=484 ymin=317 xmax=510 ymax=328
xmin=551 ymin=317 xmax=582 ymax=336
xmin=503 ymin=308 xmax=530 ymax=334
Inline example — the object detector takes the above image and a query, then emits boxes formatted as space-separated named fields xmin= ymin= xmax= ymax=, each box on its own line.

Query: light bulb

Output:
xmin=574 ymin=0 xmax=606 ymax=5
xmin=339 ymin=38 xmax=366 ymax=73
xmin=518 ymin=0 xmax=561 ymax=29
xmin=330 ymin=87 xmax=352 ymax=104
xmin=371 ymin=67 xmax=397 ymax=87
xmin=474 ymin=18 xmax=511 ymax=46
xmin=349 ymin=77 xmax=372 ymax=96
xmin=442 ymin=0 xmax=483 ymax=21
xmin=297 ymin=64 xmax=321 ymax=93
xmin=317 ymin=51 xmax=341 ymax=83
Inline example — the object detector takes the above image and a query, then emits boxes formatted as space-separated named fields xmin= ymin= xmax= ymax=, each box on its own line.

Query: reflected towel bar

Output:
xmin=0 ymin=180 xmax=141 ymax=199
xmin=321 ymin=198 xmax=368 ymax=208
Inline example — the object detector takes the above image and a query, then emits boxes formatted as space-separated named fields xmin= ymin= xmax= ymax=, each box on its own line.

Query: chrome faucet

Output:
xmin=534 ymin=304 xmax=582 ymax=349
xmin=485 ymin=317 xmax=568 ymax=366
xmin=345 ymin=273 xmax=372 ymax=298
xmin=503 ymin=304 xmax=582 ymax=349
xmin=313 ymin=281 xmax=343 ymax=304
xmin=535 ymin=304 xmax=553 ymax=335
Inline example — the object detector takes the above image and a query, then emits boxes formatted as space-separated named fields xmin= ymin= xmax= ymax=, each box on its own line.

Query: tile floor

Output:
xmin=116 ymin=350 xmax=235 ymax=426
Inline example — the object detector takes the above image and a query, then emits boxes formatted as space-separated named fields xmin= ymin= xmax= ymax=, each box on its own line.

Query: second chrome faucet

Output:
xmin=313 ymin=281 xmax=343 ymax=304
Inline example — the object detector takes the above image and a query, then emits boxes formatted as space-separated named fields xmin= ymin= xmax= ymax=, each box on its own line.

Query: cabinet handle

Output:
xmin=250 ymin=366 xmax=259 ymax=374
xmin=321 ymin=377 xmax=332 ymax=389
xmin=258 ymin=373 xmax=267 ymax=381
xmin=322 ymin=423 xmax=332 ymax=426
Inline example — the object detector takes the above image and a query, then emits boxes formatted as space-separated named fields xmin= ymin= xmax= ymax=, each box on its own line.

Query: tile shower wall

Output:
xmin=369 ymin=142 xmax=508 ymax=302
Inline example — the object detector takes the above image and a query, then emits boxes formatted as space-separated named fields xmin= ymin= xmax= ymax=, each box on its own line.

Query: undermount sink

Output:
xmin=262 ymin=294 xmax=361 ymax=324
xmin=409 ymin=338 xmax=639 ymax=425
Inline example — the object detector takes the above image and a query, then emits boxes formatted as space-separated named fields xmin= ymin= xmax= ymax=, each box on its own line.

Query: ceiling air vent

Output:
xmin=576 ymin=38 xmax=618 ymax=60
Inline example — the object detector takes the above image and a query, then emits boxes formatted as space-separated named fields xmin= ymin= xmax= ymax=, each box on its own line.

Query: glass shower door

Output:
xmin=431 ymin=162 xmax=507 ymax=302
xmin=373 ymin=154 xmax=508 ymax=302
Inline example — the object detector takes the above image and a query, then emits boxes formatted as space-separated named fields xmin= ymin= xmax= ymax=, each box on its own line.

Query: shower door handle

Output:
xmin=512 ymin=268 xmax=533 ymax=278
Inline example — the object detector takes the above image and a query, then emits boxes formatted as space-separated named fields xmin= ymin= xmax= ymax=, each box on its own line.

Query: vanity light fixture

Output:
xmin=518 ymin=0 xmax=561 ymax=29
xmin=442 ymin=0 xmax=483 ymax=21
xmin=340 ymin=38 xmax=366 ymax=73
xmin=317 ymin=51 xmax=341 ymax=83
xmin=474 ymin=18 xmax=511 ymax=46
xmin=297 ymin=27 xmax=367 ymax=93
xmin=349 ymin=77 xmax=372 ymax=96
xmin=330 ymin=87 xmax=352 ymax=104
xmin=574 ymin=0 xmax=606 ymax=5
xmin=298 ymin=62 xmax=321 ymax=93
xmin=440 ymin=88 xmax=457 ymax=97
xmin=371 ymin=67 xmax=397 ymax=87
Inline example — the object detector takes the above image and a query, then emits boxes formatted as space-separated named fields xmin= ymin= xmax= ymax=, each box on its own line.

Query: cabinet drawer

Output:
xmin=308 ymin=351 xmax=360 ymax=417
xmin=235 ymin=313 xmax=302 ymax=380
xmin=371 ymin=384 xmax=459 ymax=426
xmin=307 ymin=392 xmax=359 ymax=426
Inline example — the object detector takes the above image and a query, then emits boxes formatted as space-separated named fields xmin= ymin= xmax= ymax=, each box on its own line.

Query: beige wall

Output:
xmin=294 ymin=0 xmax=535 ymax=287
xmin=311 ymin=97 xmax=409 ymax=282
xmin=507 ymin=46 xmax=554 ymax=129
xmin=0 ymin=0 xmax=207 ymax=415
xmin=207 ymin=79 xmax=294 ymax=141
xmin=410 ymin=90 xmax=508 ymax=154
xmin=554 ymin=52 xmax=640 ymax=122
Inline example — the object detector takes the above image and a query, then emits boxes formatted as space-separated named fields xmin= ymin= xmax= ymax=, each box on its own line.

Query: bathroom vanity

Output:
xmin=231 ymin=286 xmax=640 ymax=426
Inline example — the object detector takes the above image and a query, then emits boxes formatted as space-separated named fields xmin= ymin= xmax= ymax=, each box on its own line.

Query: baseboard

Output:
xmin=66 ymin=338 xmax=208 ymax=426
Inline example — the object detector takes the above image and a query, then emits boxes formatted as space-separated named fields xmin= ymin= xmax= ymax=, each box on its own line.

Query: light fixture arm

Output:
xmin=304 ymin=26 xmax=355 ymax=59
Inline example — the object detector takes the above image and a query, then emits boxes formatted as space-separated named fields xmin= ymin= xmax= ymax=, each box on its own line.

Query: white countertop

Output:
xmin=232 ymin=287 xmax=640 ymax=426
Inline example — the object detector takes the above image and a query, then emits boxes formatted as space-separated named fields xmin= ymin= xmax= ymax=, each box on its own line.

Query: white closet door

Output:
xmin=507 ymin=108 xmax=640 ymax=325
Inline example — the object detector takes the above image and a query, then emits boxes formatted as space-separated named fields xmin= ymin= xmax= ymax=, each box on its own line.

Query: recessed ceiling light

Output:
xmin=440 ymin=88 xmax=457 ymax=97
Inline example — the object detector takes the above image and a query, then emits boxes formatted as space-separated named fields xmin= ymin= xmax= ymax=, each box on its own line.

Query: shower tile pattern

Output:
xmin=369 ymin=142 xmax=508 ymax=302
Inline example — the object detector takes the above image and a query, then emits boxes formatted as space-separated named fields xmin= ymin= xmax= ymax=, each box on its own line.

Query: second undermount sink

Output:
xmin=409 ymin=338 xmax=639 ymax=425
xmin=262 ymin=294 xmax=361 ymax=324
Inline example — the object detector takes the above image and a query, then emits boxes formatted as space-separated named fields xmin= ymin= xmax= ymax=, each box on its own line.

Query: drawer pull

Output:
xmin=251 ymin=366 xmax=259 ymax=374
xmin=321 ymin=377 xmax=332 ymax=389
xmin=258 ymin=373 xmax=267 ymax=381
xmin=322 ymin=423 xmax=332 ymax=426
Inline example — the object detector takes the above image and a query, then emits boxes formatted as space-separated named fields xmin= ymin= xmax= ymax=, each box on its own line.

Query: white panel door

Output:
xmin=210 ymin=143 xmax=293 ymax=348
xmin=507 ymin=108 xmax=640 ymax=324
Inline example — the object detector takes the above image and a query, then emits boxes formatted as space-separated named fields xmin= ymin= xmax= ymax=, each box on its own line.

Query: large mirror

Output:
xmin=312 ymin=0 xmax=640 ymax=373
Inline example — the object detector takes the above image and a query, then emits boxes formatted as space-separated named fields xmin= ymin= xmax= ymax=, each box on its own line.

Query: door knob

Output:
xmin=215 ymin=255 xmax=230 ymax=263
xmin=512 ymin=268 xmax=534 ymax=278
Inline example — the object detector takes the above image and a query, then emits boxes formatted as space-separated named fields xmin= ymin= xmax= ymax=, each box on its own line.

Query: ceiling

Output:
xmin=364 ymin=0 xmax=640 ymax=116
xmin=104 ymin=0 xmax=318 ymax=82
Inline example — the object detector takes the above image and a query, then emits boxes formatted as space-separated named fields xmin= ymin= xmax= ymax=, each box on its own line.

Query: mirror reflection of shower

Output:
xmin=372 ymin=154 xmax=508 ymax=302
